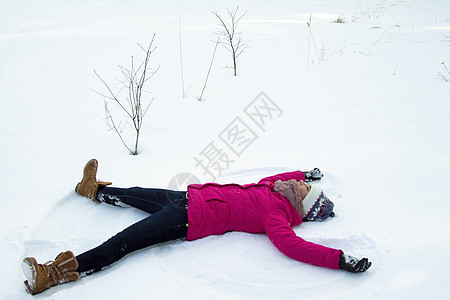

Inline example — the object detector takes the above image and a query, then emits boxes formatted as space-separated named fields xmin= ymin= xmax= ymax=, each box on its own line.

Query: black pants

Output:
xmin=75 ymin=187 xmax=188 ymax=275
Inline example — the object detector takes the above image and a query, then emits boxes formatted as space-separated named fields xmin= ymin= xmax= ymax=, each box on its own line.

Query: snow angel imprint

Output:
xmin=21 ymin=159 xmax=372 ymax=295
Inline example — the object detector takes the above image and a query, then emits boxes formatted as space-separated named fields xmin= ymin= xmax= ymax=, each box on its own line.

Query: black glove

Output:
xmin=303 ymin=168 xmax=323 ymax=182
xmin=339 ymin=253 xmax=372 ymax=273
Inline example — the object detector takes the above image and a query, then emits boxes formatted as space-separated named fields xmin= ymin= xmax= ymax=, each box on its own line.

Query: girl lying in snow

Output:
xmin=21 ymin=159 xmax=372 ymax=295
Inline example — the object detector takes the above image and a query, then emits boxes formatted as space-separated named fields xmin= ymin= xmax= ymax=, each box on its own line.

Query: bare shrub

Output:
xmin=333 ymin=16 xmax=346 ymax=23
xmin=212 ymin=6 xmax=250 ymax=76
xmin=94 ymin=35 xmax=159 ymax=155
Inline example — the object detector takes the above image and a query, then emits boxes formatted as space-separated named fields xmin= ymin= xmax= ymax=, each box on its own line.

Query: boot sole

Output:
xmin=23 ymin=280 xmax=34 ymax=295
xmin=22 ymin=258 xmax=36 ymax=294
xmin=75 ymin=182 xmax=81 ymax=194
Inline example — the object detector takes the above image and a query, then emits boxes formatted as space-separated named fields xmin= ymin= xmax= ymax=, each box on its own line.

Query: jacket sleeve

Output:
xmin=257 ymin=171 xmax=306 ymax=187
xmin=264 ymin=211 xmax=341 ymax=269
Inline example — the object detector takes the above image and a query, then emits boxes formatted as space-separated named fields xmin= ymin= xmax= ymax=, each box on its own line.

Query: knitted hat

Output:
xmin=274 ymin=180 xmax=335 ymax=222
xmin=302 ymin=185 xmax=335 ymax=222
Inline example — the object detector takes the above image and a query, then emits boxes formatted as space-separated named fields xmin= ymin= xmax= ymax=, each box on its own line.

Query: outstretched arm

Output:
xmin=265 ymin=211 xmax=372 ymax=272
xmin=257 ymin=168 xmax=323 ymax=186
xmin=257 ymin=171 xmax=306 ymax=187
xmin=264 ymin=211 xmax=341 ymax=269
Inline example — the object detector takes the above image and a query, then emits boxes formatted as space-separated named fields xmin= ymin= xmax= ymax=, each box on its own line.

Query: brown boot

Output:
xmin=22 ymin=251 xmax=80 ymax=295
xmin=75 ymin=159 xmax=112 ymax=202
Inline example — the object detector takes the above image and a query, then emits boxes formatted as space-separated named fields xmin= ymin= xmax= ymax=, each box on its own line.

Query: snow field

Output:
xmin=1 ymin=0 xmax=449 ymax=299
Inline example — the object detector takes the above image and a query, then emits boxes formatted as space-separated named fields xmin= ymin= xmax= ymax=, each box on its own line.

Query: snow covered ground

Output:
xmin=1 ymin=0 xmax=449 ymax=299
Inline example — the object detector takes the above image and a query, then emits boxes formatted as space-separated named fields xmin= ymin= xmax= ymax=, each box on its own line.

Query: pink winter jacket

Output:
xmin=186 ymin=171 xmax=341 ymax=269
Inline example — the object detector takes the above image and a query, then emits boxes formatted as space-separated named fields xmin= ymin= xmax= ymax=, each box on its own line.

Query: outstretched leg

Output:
xmin=75 ymin=192 xmax=188 ymax=275
xmin=74 ymin=159 xmax=185 ymax=215
xmin=21 ymin=194 xmax=188 ymax=294
xmin=97 ymin=186 xmax=186 ymax=215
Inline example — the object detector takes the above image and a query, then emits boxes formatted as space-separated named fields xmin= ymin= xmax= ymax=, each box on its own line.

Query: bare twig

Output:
xmin=442 ymin=62 xmax=450 ymax=76
xmin=179 ymin=13 xmax=186 ymax=98
xmin=360 ymin=27 xmax=392 ymax=55
xmin=438 ymin=73 xmax=448 ymax=82
xmin=306 ymin=15 xmax=321 ymax=67
xmin=94 ymin=70 xmax=134 ymax=120
xmin=104 ymin=101 xmax=133 ymax=154
xmin=199 ymin=37 xmax=220 ymax=101
xmin=212 ymin=6 xmax=250 ymax=76
xmin=443 ymin=35 xmax=450 ymax=44
xmin=93 ymin=34 xmax=159 ymax=155
xmin=439 ymin=62 xmax=450 ymax=82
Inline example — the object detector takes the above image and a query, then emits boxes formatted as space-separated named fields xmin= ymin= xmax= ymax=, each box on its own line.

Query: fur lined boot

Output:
xmin=22 ymin=251 xmax=80 ymax=295
xmin=75 ymin=159 xmax=112 ymax=202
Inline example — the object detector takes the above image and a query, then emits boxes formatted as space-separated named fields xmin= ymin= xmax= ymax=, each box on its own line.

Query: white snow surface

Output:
xmin=1 ymin=0 xmax=449 ymax=299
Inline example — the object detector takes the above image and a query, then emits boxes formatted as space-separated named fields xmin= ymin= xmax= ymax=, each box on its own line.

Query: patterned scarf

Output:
xmin=273 ymin=179 xmax=306 ymax=218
